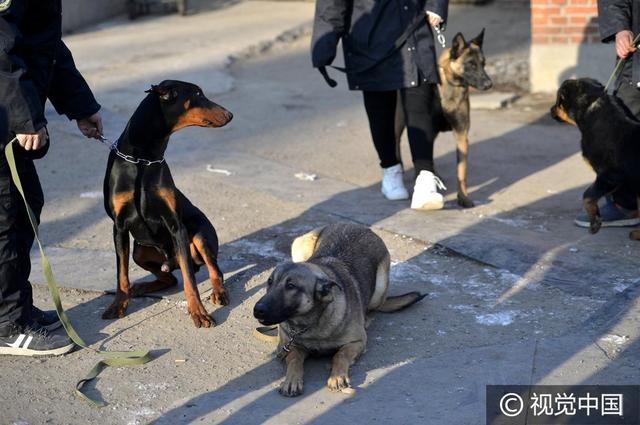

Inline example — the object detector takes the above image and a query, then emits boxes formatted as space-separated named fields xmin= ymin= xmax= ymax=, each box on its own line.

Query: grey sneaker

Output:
xmin=0 ymin=322 xmax=74 ymax=357
xmin=574 ymin=199 xmax=640 ymax=228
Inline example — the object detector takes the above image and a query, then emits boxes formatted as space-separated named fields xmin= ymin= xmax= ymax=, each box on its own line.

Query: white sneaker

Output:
xmin=411 ymin=170 xmax=446 ymax=210
xmin=381 ymin=164 xmax=409 ymax=200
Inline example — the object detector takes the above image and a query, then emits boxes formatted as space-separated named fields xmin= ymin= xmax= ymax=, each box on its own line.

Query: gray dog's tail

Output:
xmin=377 ymin=292 xmax=427 ymax=313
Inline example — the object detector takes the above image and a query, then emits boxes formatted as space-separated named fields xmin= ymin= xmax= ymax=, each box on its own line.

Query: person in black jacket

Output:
xmin=312 ymin=0 xmax=449 ymax=209
xmin=0 ymin=0 xmax=103 ymax=357
xmin=575 ymin=0 xmax=640 ymax=228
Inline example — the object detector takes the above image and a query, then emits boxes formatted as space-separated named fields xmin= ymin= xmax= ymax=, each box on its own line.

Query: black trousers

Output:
xmin=0 ymin=147 xmax=43 ymax=327
xmin=363 ymin=83 xmax=437 ymax=173
xmin=611 ymin=81 xmax=640 ymax=210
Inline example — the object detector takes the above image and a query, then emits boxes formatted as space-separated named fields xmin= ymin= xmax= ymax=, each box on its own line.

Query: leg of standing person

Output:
xmin=363 ymin=90 xmax=410 ymax=200
xmin=400 ymin=83 xmax=446 ymax=210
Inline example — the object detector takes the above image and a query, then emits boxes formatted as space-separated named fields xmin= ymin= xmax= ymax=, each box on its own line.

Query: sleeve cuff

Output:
xmin=426 ymin=11 xmax=442 ymax=20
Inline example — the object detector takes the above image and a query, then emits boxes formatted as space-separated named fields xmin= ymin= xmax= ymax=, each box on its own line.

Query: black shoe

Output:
xmin=32 ymin=306 xmax=62 ymax=331
xmin=0 ymin=322 xmax=74 ymax=357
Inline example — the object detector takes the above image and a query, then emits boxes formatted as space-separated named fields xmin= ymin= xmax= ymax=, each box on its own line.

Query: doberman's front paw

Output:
xmin=102 ymin=299 xmax=129 ymax=319
xmin=630 ymin=230 xmax=640 ymax=240
xmin=279 ymin=376 xmax=304 ymax=397
xmin=327 ymin=374 xmax=351 ymax=392
xmin=589 ymin=215 xmax=602 ymax=234
xmin=457 ymin=193 xmax=475 ymax=208
xmin=210 ymin=288 xmax=229 ymax=306
xmin=188 ymin=303 xmax=215 ymax=328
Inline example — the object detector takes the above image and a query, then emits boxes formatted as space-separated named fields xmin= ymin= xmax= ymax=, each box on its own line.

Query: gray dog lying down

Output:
xmin=253 ymin=222 xmax=426 ymax=396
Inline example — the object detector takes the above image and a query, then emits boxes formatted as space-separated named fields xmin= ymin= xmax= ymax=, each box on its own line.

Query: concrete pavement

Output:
xmin=2 ymin=2 xmax=639 ymax=424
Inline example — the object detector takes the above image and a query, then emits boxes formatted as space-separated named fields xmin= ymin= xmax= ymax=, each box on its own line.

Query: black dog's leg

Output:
xmin=103 ymin=225 xmax=131 ymax=319
xmin=171 ymin=223 xmax=213 ymax=328
xmin=583 ymin=173 xmax=620 ymax=234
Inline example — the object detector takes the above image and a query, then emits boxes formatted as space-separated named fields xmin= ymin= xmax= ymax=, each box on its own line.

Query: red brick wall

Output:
xmin=531 ymin=0 xmax=599 ymax=45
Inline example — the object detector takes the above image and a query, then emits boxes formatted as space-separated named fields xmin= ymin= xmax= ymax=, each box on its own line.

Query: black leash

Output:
xmin=318 ymin=14 xmax=435 ymax=87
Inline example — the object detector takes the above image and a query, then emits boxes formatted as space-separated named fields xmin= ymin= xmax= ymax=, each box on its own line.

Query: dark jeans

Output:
xmin=363 ymin=83 xmax=437 ymax=173
xmin=611 ymin=81 xmax=640 ymax=210
xmin=0 ymin=146 xmax=43 ymax=329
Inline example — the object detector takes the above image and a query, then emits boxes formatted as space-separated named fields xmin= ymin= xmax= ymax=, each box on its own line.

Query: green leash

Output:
xmin=604 ymin=33 xmax=640 ymax=92
xmin=5 ymin=139 xmax=152 ymax=407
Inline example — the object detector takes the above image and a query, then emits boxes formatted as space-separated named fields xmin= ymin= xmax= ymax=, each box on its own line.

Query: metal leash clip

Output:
xmin=434 ymin=24 xmax=446 ymax=49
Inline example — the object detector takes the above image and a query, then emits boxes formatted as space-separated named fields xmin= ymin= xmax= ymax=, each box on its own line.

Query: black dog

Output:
xmin=102 ymin=80 xmax=233 ymax=328
xmin=551 ymin=78 xmax=640 ymax=239
xmin=395 ymin=30 xmax=493 ymax=208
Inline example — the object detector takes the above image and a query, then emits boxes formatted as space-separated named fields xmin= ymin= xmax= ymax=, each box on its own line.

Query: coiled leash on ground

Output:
xmin=604 ymin=33 xmax=640 ymax=93
xmin=5 ymin=139 xmax=152 ymax=408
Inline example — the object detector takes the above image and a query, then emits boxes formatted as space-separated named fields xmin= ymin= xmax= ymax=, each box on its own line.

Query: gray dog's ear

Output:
xmin=470 ymin=28 xmax=485 ymax=48
xmin=315 ymin=279 xmax=340 ymax=301
xmin=145 ymin=84 xmax=177 ymax=102
xmin=450 ymin=33 xmax=466 ymax=60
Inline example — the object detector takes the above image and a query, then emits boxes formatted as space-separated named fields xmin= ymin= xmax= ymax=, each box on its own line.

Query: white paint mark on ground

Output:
xmin=599 ymin=334 xmax=630 ymax=346
xmin=206 ymin=165 xmax=233 ymax=175
xmin=475 ymin=311 xmax=517 ymax=326
xmin=80 ymin=191 xmax=103 ymax=199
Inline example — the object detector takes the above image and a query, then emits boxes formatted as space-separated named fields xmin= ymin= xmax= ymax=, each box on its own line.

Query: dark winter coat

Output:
xmin=0 ymin=0 xmax=100 ymax=144
xmin=312 ymin=0 xmax=448 ymax=91
xmin=598 ymin=0 xmax=640 ymax=87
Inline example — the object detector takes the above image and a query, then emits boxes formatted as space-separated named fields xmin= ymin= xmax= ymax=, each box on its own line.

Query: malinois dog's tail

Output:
xmin=377 ymin=292 xmax=427 ymax=313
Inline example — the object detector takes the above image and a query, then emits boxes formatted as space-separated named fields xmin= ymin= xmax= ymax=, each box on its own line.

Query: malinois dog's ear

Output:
xmin=450 ymin=33 xmax=467 ymax=60
xmin=470 ymin=28 xmax=485 ymax=48
xmin=315 ymin=279 xmax=341 ymax=302
xmin=145 ymin=84 xmax=177 ymax=102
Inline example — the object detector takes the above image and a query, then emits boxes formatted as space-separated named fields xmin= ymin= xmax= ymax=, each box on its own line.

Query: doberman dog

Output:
xmin=551 ymin=78 xmax=640 ymax=240
xmin=102 ymin=80 xmax=233 ymax=328
xmin=395 ymin=29 xmax=492 ymax=208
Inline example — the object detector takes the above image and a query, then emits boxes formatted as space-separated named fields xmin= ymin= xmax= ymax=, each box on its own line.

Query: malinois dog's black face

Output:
xmin=253 ymin=263 xmax=337 ymax=326
xmin=449 ymin=29 xmax=493 ymax=91
xmin=551 ymin=78 xmax=604 ymax=126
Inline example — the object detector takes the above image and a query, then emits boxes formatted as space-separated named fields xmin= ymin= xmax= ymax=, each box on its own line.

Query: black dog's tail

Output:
xmin=377 ymin=292 xmax=427 ymax=313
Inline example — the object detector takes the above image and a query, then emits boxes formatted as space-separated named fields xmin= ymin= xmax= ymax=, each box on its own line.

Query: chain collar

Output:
xmin=99 ymin=136 xmax=165 ymax=166
xmin=280 ymin=325 xmax=310 ymax=354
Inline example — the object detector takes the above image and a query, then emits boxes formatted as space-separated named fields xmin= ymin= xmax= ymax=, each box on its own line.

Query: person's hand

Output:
xmin=16 ymin=127 xmax=49 ymax=151
xmin=427 ymin=13 xmax=443 ymax=27
xmin=615 ymin=30 xmax=637 ymax=59
xmin=76 ymin=112 xmax=103 ymax=140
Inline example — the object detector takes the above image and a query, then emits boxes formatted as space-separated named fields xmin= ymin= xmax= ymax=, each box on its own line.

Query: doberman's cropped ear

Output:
xmin=145 ymin=84 xmax=177 ymax=102
xmin=470 ymin=28 xmax=485 ymax=48
xmin=450 ymin=33 xmax=466 ymax=60
xmin=314 ymin=279 xmax=341 ymax=302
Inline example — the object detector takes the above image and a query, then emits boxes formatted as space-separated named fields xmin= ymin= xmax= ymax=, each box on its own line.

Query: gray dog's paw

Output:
xmin=279 ymin=377 xmax=304 ymax=397
xmin=327 ymin=374 xmax=351 ymax=392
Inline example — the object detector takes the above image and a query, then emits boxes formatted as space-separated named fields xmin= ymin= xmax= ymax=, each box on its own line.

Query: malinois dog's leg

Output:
xmin=454 ymin=129 xmax=474 ymax=208
xmin=103 ymin=225 xmax=132 ymax=319
xmin=280 ymin=346 xmax=308 ymax=397
xmin=327 ymin=340 xmax=365 ymax=392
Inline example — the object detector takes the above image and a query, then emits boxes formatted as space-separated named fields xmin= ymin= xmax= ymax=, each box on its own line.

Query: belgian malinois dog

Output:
xmin=253 ymin=223 xmax=426 ymax=397
xmin=396 ymin=29 xmax=492 ymax=208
